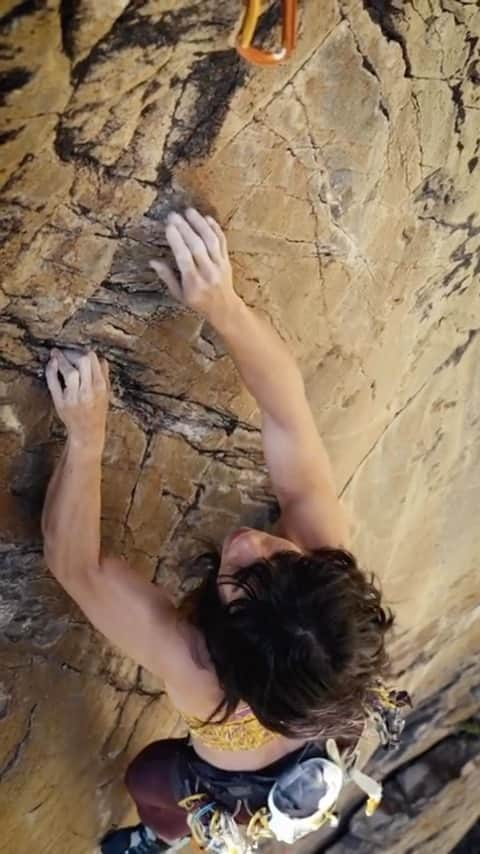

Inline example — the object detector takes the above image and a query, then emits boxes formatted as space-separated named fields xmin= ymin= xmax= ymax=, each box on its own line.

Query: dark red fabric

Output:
xmin=125 ymin=739 xmax=190 ymax=842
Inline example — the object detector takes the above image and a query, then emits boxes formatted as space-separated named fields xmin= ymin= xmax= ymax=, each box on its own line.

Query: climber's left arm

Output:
xmin=151 ymin=209 xmax=349 ymax=551
xmin=41 ymin=350 xmax=188 ymax=679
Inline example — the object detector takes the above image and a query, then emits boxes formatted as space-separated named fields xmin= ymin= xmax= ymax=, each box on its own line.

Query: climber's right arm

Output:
xmin=41 ymin=349 xmax=199 ymax=684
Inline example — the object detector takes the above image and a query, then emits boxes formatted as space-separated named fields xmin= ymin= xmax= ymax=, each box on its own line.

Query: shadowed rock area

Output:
xmin=0 ymin=1 xmax=479 ymax=852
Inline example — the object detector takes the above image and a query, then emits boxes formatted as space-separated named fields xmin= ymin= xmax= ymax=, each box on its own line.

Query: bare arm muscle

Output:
xmin=262 ymin=406 xmax=349 ymax=551
xmin=149 ymin=212 xmax=349 ymax=553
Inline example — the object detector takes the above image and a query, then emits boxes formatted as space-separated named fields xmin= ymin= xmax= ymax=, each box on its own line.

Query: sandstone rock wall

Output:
xmin=1 ymin=2 xmax=479 ymax=852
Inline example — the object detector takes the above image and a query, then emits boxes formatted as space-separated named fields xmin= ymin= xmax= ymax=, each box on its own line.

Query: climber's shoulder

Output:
xmin=60 ymin=553 xmax=213 ymax=690
xmin=163 ymin=619 xmax=225 ymax=719
xmin=274 ymin=492 xmax=350 ymax=552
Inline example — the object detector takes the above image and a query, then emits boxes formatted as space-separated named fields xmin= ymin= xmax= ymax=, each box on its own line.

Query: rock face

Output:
xmin=1 ymin=1 xmax=479 ymax=852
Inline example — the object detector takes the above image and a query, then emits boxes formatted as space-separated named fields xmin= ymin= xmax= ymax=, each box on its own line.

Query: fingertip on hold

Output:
xmin=46 ymin=357 xmax=57 ymax=376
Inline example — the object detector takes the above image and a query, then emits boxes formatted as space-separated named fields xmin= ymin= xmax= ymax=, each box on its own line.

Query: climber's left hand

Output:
xmin=150 ymin=209 xmax=240 ymax=326
xmin=46 ymin=349 xmax=110 ymax=451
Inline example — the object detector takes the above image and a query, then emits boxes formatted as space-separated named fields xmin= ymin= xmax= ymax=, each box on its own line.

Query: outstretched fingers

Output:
xmin=89 ymin=351 xmax=109 ymax=390
xmin=185 ymin=208 xmax=222 ymax=263
xmin=149 ymin=259 xmax=183 ymax=300
xmin=168 ymin=213 xmax=220 ymax=281
xmin=77 ymin=353 xmax=93 ymax=396
xmin=205 ymin=215 xmax=227 ymax=256
xmin=169 ymin=213 xmax=209 ymax=263
xmin=166 ymin=223 xmax=197 ymax=276
xmin=51 ymin=349 xmax=79 ymax=397
xmin=45 ymin=356 xmax=63 ymax=407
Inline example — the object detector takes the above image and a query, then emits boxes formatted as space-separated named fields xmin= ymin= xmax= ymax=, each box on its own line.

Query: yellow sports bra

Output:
xmin=183 ymin=705 xmax=275 ymax=751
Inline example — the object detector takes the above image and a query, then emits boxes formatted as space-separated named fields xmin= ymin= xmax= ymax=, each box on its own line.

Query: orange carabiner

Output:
xmin=236 ymin=0 xmax=297 ymax=66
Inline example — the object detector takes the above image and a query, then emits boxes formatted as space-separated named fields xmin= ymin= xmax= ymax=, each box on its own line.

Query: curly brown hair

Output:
xmin=188 ymin=547 xmax=394 ymax=740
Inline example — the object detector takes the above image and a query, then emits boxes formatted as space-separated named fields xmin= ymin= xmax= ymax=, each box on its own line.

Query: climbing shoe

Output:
xmin=100 ymin=823 xmax=168 ymax=854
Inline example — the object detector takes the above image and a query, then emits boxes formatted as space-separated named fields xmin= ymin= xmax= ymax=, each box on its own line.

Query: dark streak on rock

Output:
xmin=394 ymin=647 xmax=435 ymax=679
xmin=11 ymin=442 xmax=55 ymax=523
xmin=59 ymin=0 xmax=81 ymax=61
xmin=437 ymin=328 xmax=479 ymax=369
xmin=0 ymin=67 xmax=33 ymax=107
xmin=71 ymin=1 xmax=236 ymax=86
xmin=0 ymin=211 xmax=23 ymax=247
xmin=340 ymin=4 xmax=389 ymax=121
xmin=0 ymin=703 xmax=37 ymax=781
xmin=54 ymin=124 xmax=156 ymax=183
xmin=441 ymin=255 xmax=472 ymax=294
xmin=361 ymin=53 xmax=378 ymax=80
xmin=0 ymin=151 xmax=34 ymax=194
xmin=467 ymin=58 xmax=480 ymax=86
xmin=362 ymin=0 xmax=411 ymax=77
xmin=465 ymin=37 xmax=479 ymax=77
xmin=413 ymin=175 xmax=480 ymax=299
xmin=0 ymin=126 xmax=23 ymax=145
xmin=163 ymin=50 xmax=247 ymax=168
xmin=53 ymin=123 xmax=90 ymax=164
xmin=72 ymin=1 xmax=164 ymax=83
xmin=0 ymin=0 xmax=43 ymax=31
xmin=450 ymin=81 xmax=466 ymax=151
xmin=379 ymin=99 xmax=390 ymax=121
xmin=53 ymin=3 xmax=251 ymax=175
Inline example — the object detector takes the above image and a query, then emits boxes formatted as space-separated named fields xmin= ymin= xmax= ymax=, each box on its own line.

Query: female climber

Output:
xmin=42 ymin=210 xmax=399 ymax=854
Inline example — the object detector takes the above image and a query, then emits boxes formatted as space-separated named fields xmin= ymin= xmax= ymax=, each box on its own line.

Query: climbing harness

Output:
xmin=236 ymin=0 xmax=298 ymax=66
xmin=179 ymin=740 xmax=384 ymax=853
xmin=178 ymin=683 xmax=412 ymax=852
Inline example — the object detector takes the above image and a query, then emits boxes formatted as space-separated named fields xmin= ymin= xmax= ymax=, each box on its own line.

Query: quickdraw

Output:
xmin=236 ymin=0 xmax=298 ymax=66
xmin=179 ymin=795 xmax=245 ymax=853
xmin=368 ymin=684 xmax=413 ymax=750
xmin=326 ymin=739 xmax=383 ymax=817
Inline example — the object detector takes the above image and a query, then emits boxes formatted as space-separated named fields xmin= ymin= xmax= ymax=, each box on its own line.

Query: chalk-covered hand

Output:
xmin=46 ymin=349 xmax=110 ymax=451
xmin=150 ymin=209 xmax=239 ymax=326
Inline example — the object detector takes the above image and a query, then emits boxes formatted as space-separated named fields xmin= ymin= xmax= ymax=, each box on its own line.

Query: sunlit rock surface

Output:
xmin=1 ymin=1 xmax=479 ymax=851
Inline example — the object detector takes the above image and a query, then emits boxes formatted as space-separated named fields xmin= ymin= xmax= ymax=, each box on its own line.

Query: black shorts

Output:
xmin=175 ymin=738 xmax=325 ymax=814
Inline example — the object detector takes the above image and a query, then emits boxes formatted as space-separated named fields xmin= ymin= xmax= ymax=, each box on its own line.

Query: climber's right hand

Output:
xmin=45 ymin=349 xmax=110 ymax=451
xmin=150 ymin=209 xmax=240 ymax=326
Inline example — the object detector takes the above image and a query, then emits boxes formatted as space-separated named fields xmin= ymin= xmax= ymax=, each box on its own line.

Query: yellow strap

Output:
xmin=210 ymin=810 xmax=222 ymax=836
xmin=178 ymin=793 xmax=207 ymax=811
xmin=246 ymin=807 xmax=272 ymax=842
xmin=366 ymin=796 xmax=381 ymax=817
